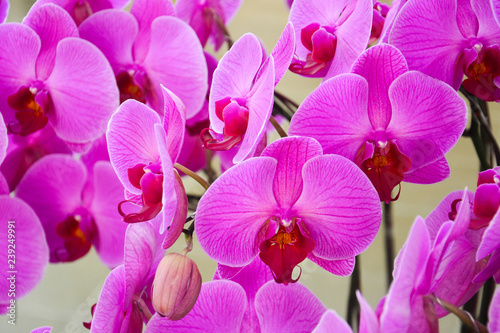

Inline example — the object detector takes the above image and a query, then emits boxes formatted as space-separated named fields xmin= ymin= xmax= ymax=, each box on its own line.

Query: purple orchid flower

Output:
xmin=0 ymin=0 xmax=8 ymax=22
xmin=31 ymin=327 xmax=52 ymax=333
xmin=146 ymin=274 xmax=328 ymax=332
xmin=287 ymin=0 xmax=372 ymax=79
xmin=175 ymin=0 xmax=243 ymax=51
xmin=202 ymin=23 xmax=295 ymax=163
xmin=389 ymin=0 xmax=500 ymax=101
xmin=289 ymin=44 xmax=467 ymax=203
xmin=29 ymin=0 xmax=129 ymax=26
xmin=0 ymin=125 xmax=71 ymax=192
xmin=0 ymin=4 xmax=118 ymax=146
xmin=79 ymin=0 xmax=208 ymax=117
xmin=0 ymin=196 xmax=48 ymax=314
xmin=493 ymin=0 xmax=500 ymax=24
xmin=196 ymin=136 xmax=381 ymax=285
xmin=89 ymin=220 xmax=165 ymax=332
xmin=107 ymin=87 xmax=188 ymax=248
xmin=370 ymin=1 xmax=390 ymax=44
xmin=376 ymin=192 xmax=480 ymax=333
xmin=15 ymin=154 xmax=127 ymax=267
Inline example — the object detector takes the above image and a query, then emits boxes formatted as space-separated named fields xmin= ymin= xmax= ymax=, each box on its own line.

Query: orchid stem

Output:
xmin=383 ymin=202 xmax=394 ymax=288
xmin=479 ymin=277 xmax=495 ymax=325
xmin=174 ymin=163 xmax=210 ymax=190
xmin=346 ymin=256 xmax=361 ymax=330
xmin=274 ymin=90 xmax=299 ymax=110
xmin=434 ymin=297 xmax=489 ymax=333
xmin=205 ymin=150 xmax=217 ymax=184
xmin=270 ymin=115 xmax=288 ymax=138
xmin=212 ymin=10 xmax=233 ymax=49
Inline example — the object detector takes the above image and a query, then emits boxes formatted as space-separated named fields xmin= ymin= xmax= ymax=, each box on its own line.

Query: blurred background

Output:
xmin=2 ymin=0 xmax=499 ymax=332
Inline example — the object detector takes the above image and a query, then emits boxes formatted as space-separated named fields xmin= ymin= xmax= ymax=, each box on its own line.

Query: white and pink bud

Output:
xmin=152 ymin=253 xmax=202 ymax=320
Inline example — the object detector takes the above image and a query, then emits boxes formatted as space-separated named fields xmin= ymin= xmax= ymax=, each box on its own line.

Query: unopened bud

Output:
xmin=152 ymin=253 xmax=202 ymax=320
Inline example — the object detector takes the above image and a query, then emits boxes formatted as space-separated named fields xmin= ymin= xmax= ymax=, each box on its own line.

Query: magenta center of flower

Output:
xmin=7 ymin=86 xmax=51 ymax=136
xmin=463 ymin=46 xmax=500 ymax=101
xmin=201 ymin=96 xmax=249 ymax=151
xmin=116 ymin=71 xmax=147 ymax=104
xmin=259 ymin=219 xmax=315 ymax=285
xmin=119 ymin=162 xmax=164 ymax=223
xmin=73 ymin=1 xmax=93 ymax=26
xmin=54 ymin=208 xmax=96 ymax=263
xmin=289 ymin=22 xmax=337 ymax=76
xmin=355 ymin=141 xmax=412 ymax=203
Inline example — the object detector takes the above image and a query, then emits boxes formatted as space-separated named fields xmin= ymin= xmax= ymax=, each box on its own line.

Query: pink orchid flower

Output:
xmin=89 ymin=220 xmax=165 ymax=332
xmin=196 ymin=136 xmax=381 ymax=285
xmin=389 ymin=0 xmax=500 ymax=101
xmin=0 ymin=0 xmax=8 ymax=22
xmin=0 ymin=4 xmax=118 ymax=146
xmin=175 ymin=0 xmax=243 ymax=51
xmin=202 ymin=23 xmax=295 ymax=164
xmin=29 ymin=0 xmax=129 ymax=26
xmin=79 ymin=0 xmax=207 ymax=117
xmin=107 ymin=87 xmax=188 ymax=248
xmin=288 ymin=0 xmax=373 ymax=79
xmin=15 ymin=154 xmax=127 ymax=266
xmin=289 ymin=44 xmax=467 ymax=202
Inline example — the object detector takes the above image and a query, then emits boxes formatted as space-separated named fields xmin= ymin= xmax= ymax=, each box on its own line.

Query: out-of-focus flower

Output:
xmin=390 ymin=0 xmax=500 ymax=101
xmin=15 ymin=154 xmax=127 ymax=267
xmin=196 ymin=136 xmax=381 ymax=284
xmin=289 ymin=44 xmax=467 ymax=202
xmin=0 ymin=4 xmax=118 ymax=146
xmin=107 ymin=87 xmax=188 ymax=248
xmin=0 ymin=196 xmax=49 ymax=314
xmin=151 ymin=253 xmax=202 ymax=320
xmin=79 ymin=0 xmax=207 ymax=116
xmin=288 ymin=0 xmax=372 ymax=80
xmin=489 ymin=287 xmax=500 ymax=332
xmin=29 ymin=0 xmax=129 ymax=25
xmin=202 ymin=24 xmax=294 ymax=164
xmin=175 ymin=0 xmax=243 ymax=51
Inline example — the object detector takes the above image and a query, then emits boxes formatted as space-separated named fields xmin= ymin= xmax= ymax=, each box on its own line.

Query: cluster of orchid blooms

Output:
xmin=1 ymin=0 xmax=500 ymax=331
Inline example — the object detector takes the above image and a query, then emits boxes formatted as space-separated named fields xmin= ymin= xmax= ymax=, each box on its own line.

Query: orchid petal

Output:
xmin=107 ymin=100 xmax=162 ymax=194
xmin=91 ymin=265 xmax=126 ymax=333
xmin=162 ymin=86 xmax=186 ymax=162
xmin=312 ymin=309 xmax=353 ymax=333
xmin=45 ymin=37 xmax=119 ymax=143
xmin=387 ymin=71 xmax=467 ymax=171
xmin=144 ymin=16 xmax=207 ymax=117
xmin=270 ymin=22 xmax=295 ymax=85
xmin=380 ymin=217 xmax=431 ymax=331
xmin=0 ymin=113 xmax=6 ymax=164
xmin=294 ymin=154 xmax=381 ymax=260
xmin=0 ymin=0 xmax=8 ymax=23
xmin=351 ymin=44 xmax=408 ymax=131
xmin=0 ymin=196 xmax=48 ymax=302
xmin=473 ymin=0 xmax=500 ymax=42
xmin=196 ymin=157 xmax=278 ymax=266
xmin=233 ymin=56 xmax=275 ymax=163
xmin=403 ymin=157 xmax=450 ymax=184
xmin=209 ymin=33 xmax=263 ymax=133
xmin=307 ymin=254 xmax=355 ymax=276
xmin=78 ymin=10 xmax=137 ymax=73
xmin=89 ymin=161 xmax=127 ymax=269
xmin=0 ymin=23 xmax=39 ymax=125
xmin=145 ymin=280 xmax=247 ymax=333
xmin=255 ymin=281 xmax=326 ymax=333
xmin=357 ymin=291 xmax=380 ymax=333
xmin=124 ymin=222 xmax=157 ymax=309
xmin=477 ymin=208 xmax=500 ymax=260
xmin=389 ymin=0 xmax=465 ymax=89
xmin=325 ymin=0 xmax=373 ymax=80
xmin=289 ymin=74 xmax=371 ymax=161
xmin=261 ymin=136 xmax=323 ymax=210
xmin=131 ymin=0 xmax=175 ymax=63
xmin=488 ymin=287 xmax=500 ymax=331
xmin=23 ymin=4 xmax=78 ymax=81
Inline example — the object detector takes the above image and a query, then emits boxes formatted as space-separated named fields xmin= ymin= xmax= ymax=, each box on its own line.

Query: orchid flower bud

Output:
xmin=152 ymin=253 xmax=202 ymax=320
